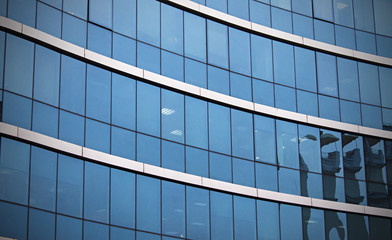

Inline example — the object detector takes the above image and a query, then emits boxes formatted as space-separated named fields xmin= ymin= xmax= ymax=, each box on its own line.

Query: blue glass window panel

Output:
xmin=137 ymin=175 xmax=161 ymax=233
xmin=192 ymin=0 xmax=205 ymax=3
xmin=230 ymin=72 xmax=252 ymax=101
xmin=374 ymin=0 xmax=392 ymax=36
xmin=379 ymin=67 xmax=392 ymax=108
xmin=3 ymin=92 xmax=32 ymax=130
xmin=112 ymin=73 xmax=136 ymax=130
xmin=29 ymin=147 xmax=57 ymax=211
xmin=314 ymin=20 xmax=335 ymax=44
xmin=271 ymin=7 xmax=292 ymax=33
xmin=279 ymin=167 xmax=301 ymax=195
xmin=295 ymin=47 xmax=316 ymax=92
xmin=0 ymin=202 xmax=27 ymax=240
xmin=271 ymin=0 xmax=291 ymax=9
xmin=28 ymin=209 xmax=55 ymax=240
xmin=206 ymin=0 xmax=227 ymax=12
xmin=228 ymin=0 xmax=249 ymax=19
xmin=319 ymin=95 xmax=340 ymax=121
xmin=252 ymin=79 xmax=274 ymax=107
xmin=317 ymin=53 xmax=338 ymax=97
xmin=84 ymin=162 xmax=109 ymax=223
xmin=293 ymin=14 xmax=314 ymax=39
xmin=233 ymin=196 xmax=256 ymax=240
xmin=137 ymin=42 xmax=160 ymax=74
xmin=56 ymin=215 xmax=82 ymax=240
xmin=162 ymin=181 xmax=185 ymax=237
xmin=233 ymin=158 xmax=255 ymax=187
xmin=376 ymin=35 xmax=392 ymax=58
xmin=254 ymin=115 xmax=276 ymax=164
xmin=323 ymin=175 xmax=345 ymax=202
xmin=185 ymin=58 xmax=207 ymax=88
xmin=362 ymin=104 xmax=382 ymax=129
xmin=208 ymin=65 xmax=229 ymax=95
xmin=113 ymin=33 xmax=136 ymax=66
xmin=36 ymin=2 xmax=61 ymax=38
xmin=184 ymin=13 xmax=206 ymax=62
xmin=302 ymin=208 xmax=325 ymax=240
xmin=137 ymin=0 xmax=160 ymax=46
xmin=161 ymin=50 xmax=184 ymax=82
xmin=210 ymin=152 xmax=232 ymax=182
xmin=57 ymin=154 xmax=83 ymax=217
xmin=186 ymin=146 xmax=209 ymax=178
xmin=63 ymin=0 xmax=87 ymax=19
xmin=325 ymin=211 xmax=347 ymax=239
xmin=275 ymin=85 xmax=296 ymax=112
xmin=111 ymin=169 xmax=135 ymax=228
xmin=292 ymin=0 xmax=312 ymax=15
xmin=301 ymin=172 xmax=323 ymax=198
xmin=280 ymin=204 xmax=303 ymax=240
xmin=84 ymin=221 xmax=109 ymax=240
xmin=343 ymin=134 xmax=365 ymax=180
xmin=89 ymin=0 xmax=112 ymax=28
xmin=333 ymin=0 xmax=354 ymax=27
xmin=111 ymin=126 xmax=135 ymax=160
xmin=257 ymin=200 xmax=279 ymax=240
xmin=249 ymin=1 xmax=271 ymax=26
xmin=207 ymin=20 xmax=229 ymax=69
xmin=209 ymin=103 xmax=231 ymax=155
xmin=186 ymin=186 xmax=210 ymax=240
xmin=229 ymin=28 xmax=251 ymax=75
xmin=32 ymin=101 xmax=58 ymax=139
xmin=297 ymin=90 xmax=318 ymax=116
xmin=137 ymin=134 xmax=160 ymax=166
xmin=211 ymin=191 xmax=233 ymax=240
xmin=356 ymin=31 xmax=377 ymax=55
xmin=8 ymin=0 xmax=36 ymax=27
xmin=383 ymin=108 xmax=392 ymax=130
xmin=358 ymin=62 xmax=380 ymax=106
xmin=62 ymin=13 xmax=87 ymax=48
xmin=255 ymin=163 xmax=278 ymax=191
xmin=231 ymin=109 xmax=254 ymax=160
xmin=4 ymin=35 xmax=34 ymax=97
xmin=162 ymin=140 xmax=185 ymax=172
xmin=340 ymin=100 xmax=361 ymax=125
xmin=59 ymin=110 xmax=84 ymax=146
xmin=338 ymin=58 xmax=359 ymax=101
xmin=370 ymin=217 xmax=391 ymax=240
xmin=313 ymin=0 xmax=333 ymax=21
xmin=110 ymin=227 xmax=135 ymax=240
xmin=85 ymin=119 xmax=110 ymax=153
xmin=137 ymin=232 xmax=161 ymax=240
xmin=364 ymin=138 xmax=386 ymax=184
xmin=87 ymin=24 xmax=112 ymax=58
xmin=0 ymin=32 xmax=4 ymax=87
xmin=299 ymin=125 xmax=321 ymax=173
xmin=137 ymin=82 xmax=160 ymax=136
xmin=347 ymin=214 xmax=369 ymax=239
xmin=321 ymin=129 xmax=343 ymax=177
xmin=345 ymin=179 xmax=367 ymax=205
xmin=251 ymin=35 xmax=273 ymax=81
xmin=0 ymin=138 xmax=30 ymax=205
xmin=60 ymin=55 xmax=86 ymax=115
xmin=161 ymin=4 xmax=183 ymax=54
xmin=353 ymin=0 xmax=375 ymax=32
xmin=0 ymin=0 xmax=6 ymax=16
xmin=335 ymin=26 xmax=356 ymax=49
xmin=273 ymin=41 xmax=295 ymax=87
xmin=113 ymin=0 xmax=136 ymax=38
xmin=185 ymin=96 xmax=208 ymax=149
xmin=277 ymin=120 xmax=299 ymax=169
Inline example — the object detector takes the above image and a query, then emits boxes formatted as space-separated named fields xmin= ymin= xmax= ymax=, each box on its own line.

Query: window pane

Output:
xmin=161 ymin=51 xmax=184 ymax=82
xmin=302 ymin=208 xmax=325 ymax=240
xmin=374 ymin=0 xmax=392 ymax=36
xmin=137 ymin=0 xmax=160 ymax=46
xmin=292 ymin=0 xmax=312 ymax=15
xmin=353 ymin=0 xmax=375 ymax=32
xmin=56 ymin=215 xmax=82 ymax=240
xmin=325 ymin=210 xmax=347 ymax=240
xmin=318 ymin=95 xmax=340 ymax=122
xmin=335 ymin=25 xmax=356 ymax=49
xmin=211 ymin=192 xmax=233 ymax=240
xmin=8 ymin=0 xmax=36 ymax=27
xmin=0 ymin=201 xmax=27 ymax=240
xmin=59 ymin=110 xmax=84 ymax=146
xmin=207 ymin=20 xmax=228 ymax=69
xmin=299 ymin=125 xmax=321 ymax=173
xmin=323 ymin=175 xmax=345 ymax=202
xmin=379 ymin=67 xmax=392 ymax=108
xmin=364 ymin=137 xmax=386 ymax=184
xmin=340 ymin=100 xmax=361 ymax=125
xmin=185 ymin=97 xmax=208 ymax=149
xmin=256 ymin=163 xmax=278 ymax=191
xmin=279 ymin=167 xmax=301 ymax=195
xmin=89 ymin=0 xmax=112 ymax=28
xmin=228 ymin=0 xmax=249 ymax=19
xmin=313 ymin=0 xmax=333 ymax=21
xmin=32 ymin=102 xmax=58 ymax=138
xmin=28 ymin=209 xmax=55 ymax=240
xmin=334 ymin=0 xmax=354 ymax=27
xmin=338 ymin=58 xmax=359 ymax=101
xmin=162 ymin=89 xmax=184 ymax=143
xmin=293 ymin=14 xmax=314 ymax=39
xmin=186 ymin=186 xmax=210 ymax=240
xmin=3 ymin=92 xmax=32 ymax=130
xmin=137 ymin=82 xmax=160 ymax=137
xmin=297 ymin=90 xmax=318 ymax=116
xmin=358 ymin=62 xmax=380 ymax=106
xmin=209 ymin=103 xmax=231 ymax=155
xmin=185 ymin=58 xmax=207 ymax=88
xmin=301 ymin=172 xmax=323 ymax=198
xmin=184 ymin=13 xmax=206 ymax=62
xmin=273 ymin=41 xmax=295 ymax=87
xmin=161 ymin=4 xmax=183 ymax=54
xmin=111 ymin=169 xmax=135 ymax=228
xmin=277 ymin=120 xmax=299 ymax=169
xmin=137 ymin=134 xmax=160 ymax=166
xmin=229 ymin=28 xmax=251 ymax=75
xmin=113 ymin=33 xmax=136 ymax=66
xmin=369 ymin=217 xmax=391 ymax=240
xmin=252 ymin=79 xmax=274 ymax=107
xmin=37 ymin=2 xmax=61 ymax=38
xmin=84 ymin=221 xmax=109 ymax=240
xmin=234 ymin=196 xmax=256 ymax=240
xmin=347 ymin=213 xmax=369 ymax=239
xmin=230 ymin=73 xmax=252 ymax=102
xmin=257 ymin=200 xmax=279 ymax=240
xmin=64 ymin=0 xmax=87 ymax=19
xmin=186 ymin=147 xmax=209 ymax=178
xmin=275 ymin=85 xmax=296 ymax=112
xmin=233 ymin=158 xmax=255 ymax=187
xmin=343 ymin=134 xmax=365 ymax=180
xmin=321 ymin=129 xmax=343 ymax=177
xmin=112 ymin=73 xmax=136 ymax=130
xmin=231 ymin=109 xmax=254 ymax=160
xmin=317 ymin=53 xmax=338 ymax=97
xmin=251 ymin=35 xmax=273 ymax=82
xmin=208 ymin=66 xmax=229 ymax=95
xmin=87 ymin=23 xmax=112 ymax=57
xmin=85 ymin=119 xmax=110 ymax=153
xmin=271 ymin=7 xmax=292 ymax=32
xmin=280 ymin=204 xmax=303 ymax=240
xmin=295 ymin=47 xmax=316 ymax=92
xmin=210 ymin=152 xmax=232 ymax=182
xmin=162 ymin=140 xmax=185 ymax=172
xmin=162 ymin=181 xmax=185 ymax=238
xmin=361 ymin=104 xmax=382 ymax=129
xmin=113 ymin=0 xmax=136 ymax=38
xmin=137 ymin=42 xmax=160 ymax=74
xmin=111 ymin=126 xmax=135 ymax=160
xmin=110 ymin=227 xmax=135 ymax=240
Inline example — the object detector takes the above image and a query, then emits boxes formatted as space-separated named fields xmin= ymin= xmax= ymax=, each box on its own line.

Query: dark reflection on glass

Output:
xmin=325 ymin=210 xmax=347 ymax=240
xmin=347 ymin=213 xmax=369 ymax=240
xmin=321 ymin=130 xmax=343 ymax=177
xmin=301 ymin=172 xmax=323 ymax=198
xmin=345 ymin=179 xmax=367 ymax=205
xmin=302 ymin=208 xmax=325 ymax=240
xmin=323 ymin=175 xmax=345 ymax=202
xmin=343 ymin=134 xmax=365 ymax=180
xmin=369 ymin=216 xmax=392 ymax=240
xmin=277 ymin=120 xmax=299 ymax=169
xmin=386 ymin=140 xmax=392 ymax=185
xmin=299 ymin=125 xmax=321 ymax=173
xmin=367 ymin=182 xmax=388 ymax=208
xmin=364 ymin=137 xmax=386 ymax=183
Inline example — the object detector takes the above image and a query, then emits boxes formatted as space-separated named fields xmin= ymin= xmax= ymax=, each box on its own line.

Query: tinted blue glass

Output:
xmin=186 ymin=186 xmax=210 ymax=240
xmin=303 ymin=208 xmax=325 ymax=240
xmin=162 ymin=181 xmax=185 ymax=237
xmin=84 ymin=221 xmax=109 ymax=240
xmin=32 ymin=102 xmax=58 ymax=138
xmin=56 ymin=215 xmax=82 ymax=240
xmin=112 ymin=73 xmax=136 ymax=130
xmin=185 ymin=97 xmax=208 ymax=149
xmin=8 ymin=0 xmax=36 ymax=27
xmin=137 ymin=42 xmax=160 ymax=74
xmin=29 ymin=147 xmax=57 ymax=211
xmin=321 ymin=129 xmax=343 ymax=177
xmin=228 ymin=0 xmax=249 ymax=19
xmin=335 ymin=26 xmax=356 ymax=49
xmin=208 ymin=20 xmax=228 ymax=69
xmin=299 ymin=125 xmax=321 ymax=173
xmin=362 ymin=104 xmax=382 ymax=129
xmin=256 ymin=163 xmax=278 ymax=191
xmin=313 ymin=0 xmax=333 ymax=21
xmin=87 ymin=24 xmax=111 ymax=57
xmin=185 ymin=58 xmax=207 ymax=88
xmin=252 ymin=79 xmax=274 ymax=107
xmin=374 ymin=0 xmax=392 ymax=36
xmin=343 ymin=134 xmax=365 ymax=180
xmin=319 ymin=95 xmax=340 ymax=121
xmin=317 ymin=53 xmax=338 ymax=97
xmin=208 ymin=66 xmax=229 ymax=95
xmin=314 ymin=20 xmax=335 ymax=44
xmin=206 ymin=0 xmax=227 ymax=12
xmin=111 ymin=227 xmax=135 ymax=240
xmin=275 ymin=85 xmax=296 ymax=112
xmin=370 ymin=217 xmax=391 ymax=240
xmin=353 ymin=0 xmax=375 ymax=32
xmin=60 ymin=55 xmax=86 ymax=115
xmin=63 ymin=0 xmax=87 ymax=19
xmin=162 ymin=140 xmax=185 ymax=172
xmin=184 ymin=13 xmax=206 ymax=62
xmin=0 ymin=138 xmax=30 ymax=204
xmin=59 ymin=110 xmax=84 ymax=146
xmin=89 ymin=0 xmax=112 ymax=28
xmin=113 ymin=0 xmax=136 ymax=38
xmin=356 ymin=31 xmax=377 ymax=55
xmin=379 ymin=67 xmax=392 ymax=108
xmin=137 ymin=82 xmax=160 ymax=136
xmin=137 ymin=175 xmax=161 ymax=233
xmin=358 ymin=62 xmax=380 ymax=106
xmin=277 ymin=120 xmax=299 ymax=168
xmin=340 ymin=100 xmax=361 ymax=125
xmin=364 ymin=138 xmax=386 ymax=184
xmin=229 ymin=28 xmax=251 ymax=75
xmin=0 ymin=201 xmax=27 ymax=240
xmin=323 ymin=175 xmax=345 ymax=202
xmin=137 ymin=0 xmax=160 ymax=46
xmin=186 ymin=147 xmax=208 ymax=177
xmin=250 ymin=1 xmax=271 ymax=26
xmin=292 ymin=0 xmax=312 ymax=15
xmin=231 ymin=109 xmax=254 ymax=160
xmin=230 ymin=73 xmax=252 ymax=101
xmin=345 ymin=179 xmax=367 ymax=205
xmin=161 ymin=4 xmax=183 ymax=54
xmin=293 ymin=14 xmax=314 ymax=39
xmin=36 ymin=2 xmax=61 ymax=38
xmin=113 ymin=33 xmax=136 ymax=66
xmin=0 ymin=32 xmax=4 ymax=87
xmin=297 ymin=90 xmax=318 ymax=116
xmin=111 ymin=169 xmax=135 ymax=228
xmin=210 ymin=152 xmax=232 ymax=182
xmin=376 ymin=35 xmax=392 ymax=58
xmin=28 ymin=209 xmax=55 ymax=240
xmin=209 ymin=103 xmax=231 ymax=155
xmin=162 ymin=51 xmax=184 ymax=82
xmin=383 ymin=108 xmax=392 ymax=130
xmin=325 ymin=210 xmax=347 ymax=239
xmin=251 ymin=35 xmax=273 ymax=82
xmin=257 ymin=200 xmax=279 ymax=239
xmin=279 ymin=167 xmax=301 ymax=195
xmin=0 ymin=0 xmax=5 ymax=16
xmin=137 ymin=134 xmax=160 ymax=166
xmin=233 ymin=196 xmax=256 ymax=240
xmin=85 ymin=119 xmax=110 ymax=153
xmin=137 ymin=232 xmax=161 ymax=240
xmin=62 ymin=13 xmax=87 ymax=48
xmin=4 ymin=35 xmax=34 ymax=97
xmin=295 ymin=47 xmax=316 ymax=92
xmin=111 ymin=126 xmax=135 ymax=159
xmin=57 ymin=155 xmax=83 ymax=217
xmin=3 ymin=92 xmax=32 ymax=129
xmin=333 ymin=0 xmax=354 ymax=27
xmin=301 ymin=172 xmax=323 ymax=198
xmin=271 ymin=7 xmax=292 ymax=33
xmin=273 ymin=41 xmax=295 ymax=87
xmin=254 ymin=115 xmax=276 ymax=164
xmin=347 ymin=214 xmax=369 ymax=239
xmin=280 ymin=204 xmax=303 ymax=240
xmin=233 ymin=158 xmax=255 ymax=187
xmin=338 ymin=58 xmax=359 ymax=101
xmin=211 ymin=191 xmax=233 ymax=240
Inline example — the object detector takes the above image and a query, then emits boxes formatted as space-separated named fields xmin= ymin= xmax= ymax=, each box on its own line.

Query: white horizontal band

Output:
xmin=0 ymin=122 xmax=391 ymax=218
xmin=0 ymin=16 xmax=391 ymax=141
